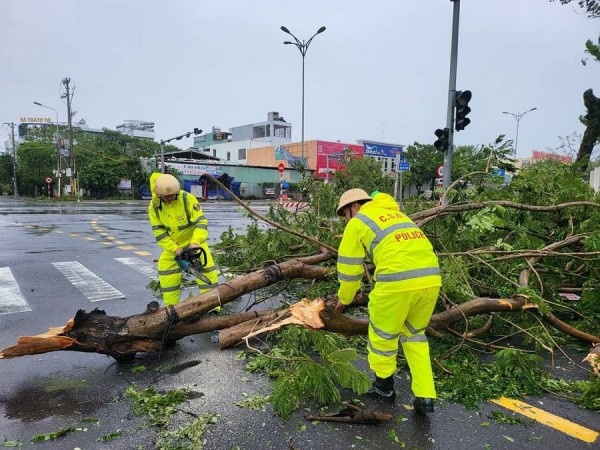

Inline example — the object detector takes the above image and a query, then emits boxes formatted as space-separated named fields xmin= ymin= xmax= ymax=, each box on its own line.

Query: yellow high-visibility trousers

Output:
xmin=367 ymin=286 xmax=439 ymax=398
xmin=157 ymin=243 xmax=219 ymax=306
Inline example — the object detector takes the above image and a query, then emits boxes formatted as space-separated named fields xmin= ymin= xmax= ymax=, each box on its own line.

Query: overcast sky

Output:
xmin=2 ymin=0 xmax=599 ymax=158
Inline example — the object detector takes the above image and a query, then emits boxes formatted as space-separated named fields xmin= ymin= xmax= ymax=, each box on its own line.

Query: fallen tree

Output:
xmin=2 ymin=159 xmax=600 ymax=418
xmin=2 ymin=190 xmax=599 ymax=359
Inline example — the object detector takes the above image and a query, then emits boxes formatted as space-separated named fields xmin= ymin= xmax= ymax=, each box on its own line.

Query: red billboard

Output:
xmin=315 ymin=141 xmax=363 ymax=179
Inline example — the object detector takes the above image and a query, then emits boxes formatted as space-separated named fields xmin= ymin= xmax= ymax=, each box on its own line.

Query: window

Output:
xmin=274 ymin=125 xmax=291 ymax=139
xmin=238 ymin=148 xmax=246 ymax=160
xmin=253 ymin=126 xmax=266 ymax=138
xmin=212 ymin=149 xmax=217 ymax=158
xmin=227 ymin=151 xmax=231 ymax=161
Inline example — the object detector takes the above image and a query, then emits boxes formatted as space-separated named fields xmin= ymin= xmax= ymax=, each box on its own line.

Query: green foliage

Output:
xmin=30 ymin=426 xmax=88 ymax=443
xmin=489 ymin=411 xmax=533 ymax=425
xmin=403 ymin=142 xmax=444 ymax=194
xmin=243 ymin=327 xmax=370 ymax=419
xmin=126 ymin=386 xmax=188 ymax=427
xmin=435 ymin=349 xmax=545 ymax=408
xmin=212 ymin=155 xmax=599 ymax=415
xmin=234 ymin=394 xmax=271 ymax=411
xmin=156 ymin=413 xmax=218 ymax=450
xmin=15 ymin=141 xmax=56 ymax=197
xmin=98 ymin=429 xmax=124 ymax=442
xmin=578 ymin=376 xmax=600 ymax=410
xmin=333 ymin=154 xmax=394 ymax=197
xmin=510 ymin=160 xmax=593 ymax=205
xmin=74 ymin=129 xmax=159 ymax=198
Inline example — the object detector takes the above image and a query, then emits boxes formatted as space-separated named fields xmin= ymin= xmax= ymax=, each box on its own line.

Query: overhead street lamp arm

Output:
xmin=503 ymin=107 xmax=538 ymax=159
xmin=305 ymin=26 xmax=326 ymax=51
xmin=159 ymin=127 xmax=203 ymax=173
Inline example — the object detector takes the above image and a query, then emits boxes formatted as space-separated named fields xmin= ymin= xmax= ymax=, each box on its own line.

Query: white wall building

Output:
xmin=590 ymin=166 xmax=600 ymax=192
xmin=191 ymin=112 xmax=292 ymax=165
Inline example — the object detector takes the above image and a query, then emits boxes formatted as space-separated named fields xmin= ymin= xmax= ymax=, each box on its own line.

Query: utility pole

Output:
xmin=62 ymin=77 xmax=78 ymax=201
xmin=3 ymin=122 xmax=18 ymax=198
xmin=443 ymin=0 xmax=461 ymax=189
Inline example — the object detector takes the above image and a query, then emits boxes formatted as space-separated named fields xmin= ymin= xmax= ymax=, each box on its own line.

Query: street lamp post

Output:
xmin=159 ymin=128 xmax=203 ymax=173
xmin=33 ymin=102 xmax=61 ymax=199
xmin=280 ymin=25 xmax=326 ymax=162
xmin=503 ymin=107 xmax=537 ymax=160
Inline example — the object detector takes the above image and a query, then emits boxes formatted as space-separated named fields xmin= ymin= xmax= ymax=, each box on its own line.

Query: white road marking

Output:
xmin=52 ymin=261 xmax=125 ymax=302
xmin=0 ymin=267 xmax=32 ymax=315
xmin=114 ymin=257 xmax=157 ymax=278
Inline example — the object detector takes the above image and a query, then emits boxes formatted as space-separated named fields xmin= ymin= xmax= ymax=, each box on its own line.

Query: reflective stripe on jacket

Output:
xmin=337 ymin=193 xmax=441 ymax=304
xmin=147 ymin=177 xmax=209 ymax=253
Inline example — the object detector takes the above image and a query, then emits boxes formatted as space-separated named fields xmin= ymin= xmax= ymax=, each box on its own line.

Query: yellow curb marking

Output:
xmin=115 ymin=240 xmax=125 ymax=244
xmin=54 ymin=230 xmax=64 ymax=234
xmin=118 ymin=246 xmax=137 ymax=250
xmin=85 ymin=237 xmax=97 ymax=241
xmin=134 ymin=251 xmax=152 ymax=256
xmin=105 ymin=236 xmax=115 ymax=240
xmin=70 ymin=233 xmax=79 ymax=237
xmin=491 ymin=397 xmax=598 ymax=443
xmin=99 ymin=232 xmax=109 ymax=236
xmin=101 ymin=241 xmax=113 ymax=245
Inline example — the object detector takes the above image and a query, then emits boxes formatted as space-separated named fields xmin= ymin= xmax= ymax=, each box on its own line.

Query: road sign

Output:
xmin=436 ymin=164 xmax=444 ymax=178
xmin=45 ymin=177 xmax=53 ymax=184
xmin=278 ymin=163 xmax=285 ymax=174
xmin=398 ymin=162 xmax=411 ymax=172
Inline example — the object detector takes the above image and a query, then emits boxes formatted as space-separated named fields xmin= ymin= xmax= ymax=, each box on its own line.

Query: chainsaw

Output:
xmin=175 ymin=247 xmax=211 ymax=284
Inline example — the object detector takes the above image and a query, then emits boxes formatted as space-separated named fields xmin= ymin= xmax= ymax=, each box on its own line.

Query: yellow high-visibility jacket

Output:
xmin=148 ymin=173 xmax=208 ymax=253
xmin=337 ymin=193 xmax=441 ymax=304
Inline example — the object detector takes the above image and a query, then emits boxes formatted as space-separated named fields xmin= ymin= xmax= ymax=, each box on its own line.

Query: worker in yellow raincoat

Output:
xmin=335 ymin=189 xmax=441 ymax=413
xmin=148 ymin=173 xmax=219 ymax=307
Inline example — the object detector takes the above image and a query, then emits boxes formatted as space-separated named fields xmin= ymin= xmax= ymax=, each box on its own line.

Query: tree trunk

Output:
xmin=0 ymin=253 xmax=333 ymax=360
xmin=576 ymin=88 xmax=600 ymax=172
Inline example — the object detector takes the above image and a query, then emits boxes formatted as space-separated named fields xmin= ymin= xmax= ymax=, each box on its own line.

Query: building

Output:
xmin=191 ymin=112 xmax=293 ymax=165
xmin=116 ymin=120 xmax=155 ymax=140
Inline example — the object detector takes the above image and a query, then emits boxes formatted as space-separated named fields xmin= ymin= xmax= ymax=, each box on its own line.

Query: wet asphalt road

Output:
xmin=0 ymin=196 xmax=598 ymax=449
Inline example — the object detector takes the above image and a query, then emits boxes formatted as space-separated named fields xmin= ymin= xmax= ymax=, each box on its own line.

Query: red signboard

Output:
xmin=531 ymin=150 xmax=573 ymax=164
xmin=315 ymin=141 xmax=364 ymax=179
xmin=278 ymin=163 xmax=285 ymax=173
xmin=46 ymin=177 xmax=53 ymax=184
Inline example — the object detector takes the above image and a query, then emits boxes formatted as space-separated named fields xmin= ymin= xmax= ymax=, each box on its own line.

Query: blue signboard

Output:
xmin=398 ymin=162 xmax=411 ymax=172
xmin=363 ymin=142 xmax=404 ymax=158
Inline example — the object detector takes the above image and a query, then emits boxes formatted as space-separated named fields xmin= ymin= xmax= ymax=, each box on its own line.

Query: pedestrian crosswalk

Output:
xmin=52 ymin=261 xmax=126 ymax=302
xmin=0 ymin=257 xmax=159 ymax=315
xmin=0 ymin=267 xmax=32 ymax=315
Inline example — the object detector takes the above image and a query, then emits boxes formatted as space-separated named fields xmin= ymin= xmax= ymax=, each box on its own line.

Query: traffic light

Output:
xmin=193 ymin=128 xmax=202 ymax=135
xmin=454 ymin=90 xmax=472 ymax=131
xmin=434 ymin=128 xmax=450 ymax=152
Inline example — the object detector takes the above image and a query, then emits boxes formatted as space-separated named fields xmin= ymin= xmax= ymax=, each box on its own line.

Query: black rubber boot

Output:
xmin=413 ymin=397 xmax=434 ymax=414
xmin=367 ymin=376 xmax=396 ymax=403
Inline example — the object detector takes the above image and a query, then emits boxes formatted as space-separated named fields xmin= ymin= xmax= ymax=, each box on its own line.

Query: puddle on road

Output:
xmin=158 ymin=360 xmax=203 ymax=374
xmin=23 ymin=225 xmax=56 ymax=235
xmin=0 ymin=377 xmax=104 ymax=423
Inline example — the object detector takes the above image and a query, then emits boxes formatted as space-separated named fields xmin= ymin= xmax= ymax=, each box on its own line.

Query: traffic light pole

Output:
xmin=443 ymin=0 xmax=461 ymax=190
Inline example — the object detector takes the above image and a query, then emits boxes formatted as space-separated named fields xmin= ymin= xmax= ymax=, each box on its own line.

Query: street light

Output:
xmin=33 ymin=102 xmax=61 ymax=199
xmin=280 ymin=25 xmax=326 ymax=162
xmin=160 ymin=128 xmax=202 ymax=173
xmin=503 ymin=107 xmax=537 ymax=160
